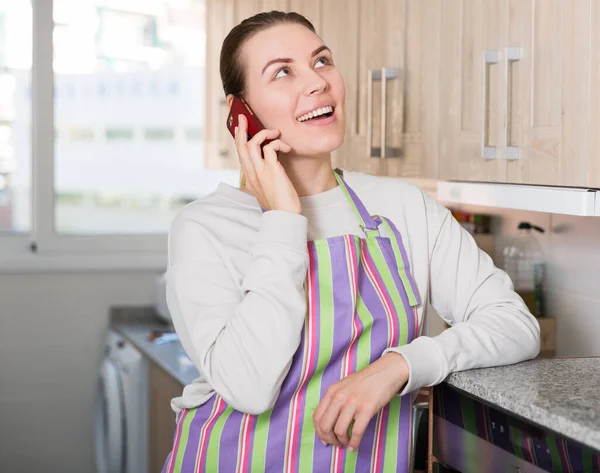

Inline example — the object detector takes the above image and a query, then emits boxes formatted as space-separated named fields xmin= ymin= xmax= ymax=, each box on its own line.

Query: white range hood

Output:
xmin=437 ymin=181 xmax=600 ymax=216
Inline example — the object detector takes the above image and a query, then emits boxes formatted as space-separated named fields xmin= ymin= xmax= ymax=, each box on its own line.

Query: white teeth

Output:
xmin=297 ymin=105 xmax=333 ymax=122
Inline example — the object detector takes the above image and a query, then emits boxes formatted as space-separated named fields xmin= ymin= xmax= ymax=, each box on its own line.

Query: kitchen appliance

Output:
xmin=94 ymin=331 xmax=149 ymax=473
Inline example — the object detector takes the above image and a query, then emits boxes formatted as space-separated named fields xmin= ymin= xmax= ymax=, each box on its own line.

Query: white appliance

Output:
xmin=94 ymin=331 xmax=149 ymax=473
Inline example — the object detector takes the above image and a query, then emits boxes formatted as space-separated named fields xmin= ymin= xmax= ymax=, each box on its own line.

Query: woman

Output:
xmin=163 ymin=11 xmax=540 ymax=473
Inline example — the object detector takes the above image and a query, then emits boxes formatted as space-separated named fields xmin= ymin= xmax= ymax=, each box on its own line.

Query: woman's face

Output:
xmin=236 ymin=23 xmax=346 ymax=156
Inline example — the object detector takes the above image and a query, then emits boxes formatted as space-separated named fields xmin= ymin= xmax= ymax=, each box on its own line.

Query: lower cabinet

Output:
xmin=149 ymin=362 xmax=184 ymax=473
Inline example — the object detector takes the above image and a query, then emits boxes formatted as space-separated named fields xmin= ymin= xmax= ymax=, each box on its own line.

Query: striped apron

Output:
xmin=163 ymin=170 xmax=422 ymax=473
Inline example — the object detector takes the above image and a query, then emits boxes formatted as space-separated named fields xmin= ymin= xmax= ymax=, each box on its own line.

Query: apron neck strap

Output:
xmin=334 ymin=169 xmax=378 ymax=231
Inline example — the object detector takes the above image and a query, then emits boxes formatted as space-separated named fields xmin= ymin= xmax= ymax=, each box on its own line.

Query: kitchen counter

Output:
xmin=113 ymin=322 xmax=199 ymax=387
xmin=444 ymin=357 xmax=600 ymax=452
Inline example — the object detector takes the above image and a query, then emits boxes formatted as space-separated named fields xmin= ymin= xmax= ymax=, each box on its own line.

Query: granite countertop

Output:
xmin=113 ymin=322 xmax=199 ymax=387
xmin=445 ymin=357 xmax=600 ymax=452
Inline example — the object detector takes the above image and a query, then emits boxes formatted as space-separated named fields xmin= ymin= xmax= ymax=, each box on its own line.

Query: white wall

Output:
xmin=0 ymin=270 xmax=160 ymax=473
xmin=448 ymin=203 xmax=600 ymax=357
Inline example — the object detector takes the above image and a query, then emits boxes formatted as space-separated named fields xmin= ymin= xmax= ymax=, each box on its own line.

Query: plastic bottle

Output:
xmin=501 ymin=222 xmax=546 ymax=317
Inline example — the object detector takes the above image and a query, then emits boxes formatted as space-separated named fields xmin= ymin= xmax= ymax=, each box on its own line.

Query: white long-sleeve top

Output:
xmin=166 ymin=170 xmax=540 ymax=414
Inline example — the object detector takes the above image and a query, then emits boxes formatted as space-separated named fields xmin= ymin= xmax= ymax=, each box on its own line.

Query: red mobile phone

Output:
xmin=226 ymin=97 xmax=273 ymax=146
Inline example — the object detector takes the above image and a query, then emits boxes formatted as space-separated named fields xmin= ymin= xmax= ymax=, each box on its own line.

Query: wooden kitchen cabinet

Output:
xmin=438 ymin=0 xmax=509 ymax=183
xmin=322 ymin=0 xmax=440 ymax=179
xmin=438 ymin=0 xmax=600 ymax=188
xmin=149 ymin=361 xmax=185 ymax=473
xmin=506 ymin=0 xmax=600 ymax=188
xmin=205 ymin=0 xmax=440 ymax=179
xmin=205 ymin=0 xmax=236 ymax=170
xmin=204 ymin=0 xmax=292 ymax=170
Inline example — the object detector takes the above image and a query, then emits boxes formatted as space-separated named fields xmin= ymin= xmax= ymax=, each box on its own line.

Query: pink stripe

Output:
xmin=370 ymin=405 xmax=388 ymax=473
xmin=166 ymin=409 xmax=189 ymax=473
xmin=195 ymin=397 xmax=226 ymax=473
xmin=345 ymin=236 xmax=358 ymax=309
xmin=557 ymin=438 xmax=573 ymax=473
xmin=285 ymin=248 xmax=318 ymax=473
xmin=361 ymin=242 xmax=398 ymax=347
xmin=413 ymin=307 xmax=419 ymax=339
xmin=237 ymin=414 xmax=255 ymax=473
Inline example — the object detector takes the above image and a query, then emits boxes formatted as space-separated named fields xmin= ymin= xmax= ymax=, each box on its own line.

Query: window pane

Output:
xmin=53 ymin=0 xmax=238 ymax=235
xmin=0 ymin=3 xmax=32 ymax=234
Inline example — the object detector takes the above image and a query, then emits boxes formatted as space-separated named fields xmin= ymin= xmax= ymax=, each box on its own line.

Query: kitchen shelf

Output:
xmin=437 ymin=181 xmax=600 ymax=217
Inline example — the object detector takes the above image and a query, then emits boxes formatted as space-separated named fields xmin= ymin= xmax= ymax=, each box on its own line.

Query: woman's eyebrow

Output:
xmin=261 ymin=45 xmax=332 ymax=75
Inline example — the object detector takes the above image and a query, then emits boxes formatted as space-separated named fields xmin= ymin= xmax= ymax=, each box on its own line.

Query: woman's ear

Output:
xmin=226 ymin=94 xmax=235 ymax=109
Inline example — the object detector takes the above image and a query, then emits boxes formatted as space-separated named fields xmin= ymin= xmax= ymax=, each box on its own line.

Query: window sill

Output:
xmin=0 ymin=251 xmax=167 ymax=273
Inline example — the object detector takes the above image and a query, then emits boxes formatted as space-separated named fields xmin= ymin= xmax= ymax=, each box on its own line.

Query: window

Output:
xmin=0 ymin=0 xmax=240 ymax=269
xmin=0 ymin=5 xmax=31 ymax=235
xmin=144 ymin=128 xmax=174 ymax=141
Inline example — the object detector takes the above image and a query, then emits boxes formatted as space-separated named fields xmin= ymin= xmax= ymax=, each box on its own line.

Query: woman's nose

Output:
xmin=304 ymin=72 xmax=328 ymax=96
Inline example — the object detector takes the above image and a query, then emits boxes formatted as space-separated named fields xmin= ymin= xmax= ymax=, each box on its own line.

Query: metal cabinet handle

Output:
xmin=505 ymin=47 xmax=522 ymax=160
xmin=367 ymin=67 xmax=402 ymax=158
xmin=482 ymin=50 xmax=499 ymax=159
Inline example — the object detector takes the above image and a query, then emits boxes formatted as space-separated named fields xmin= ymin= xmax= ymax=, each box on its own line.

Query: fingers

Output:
xmin=332 ymin=404 xmax=356 ymax=447
xmin=347 ymin=412 xmax=371 ymax=451
xmin=262 ymin=139 xmax=292 ymax=164
xmin=234 ymin=115 xmax=256 ymax=185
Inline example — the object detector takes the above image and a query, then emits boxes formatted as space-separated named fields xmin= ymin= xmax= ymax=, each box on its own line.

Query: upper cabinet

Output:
xmin=439 ymin=0 xmax=600 ymax=188
xmin=204 ymin=0 xmax=440 ymax=178
xmin=323 ymin=0 xmax=441 ymax=179
xmin=206 ymin=0 xmax=600 ymax=188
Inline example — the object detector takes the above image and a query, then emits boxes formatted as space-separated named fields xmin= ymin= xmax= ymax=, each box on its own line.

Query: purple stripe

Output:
xmin=382 ymin=217 xmax=421 ymax=305
xmin=263 ymin=242 xmax=317 ymax=470
xmin=354 ymin=416 xmax=380 ymax=473
xmin=181 ymin=407 xmax=212 ymax=473
xmin=397 ymin=395 xmax=412 ymax=472
xmin=218 ymin=410 xmax=244 ymax=471
xmin=378 ymin=238 xmax=416 ymax=345
xmin=311 ymin=237 xmax=356 ymax=471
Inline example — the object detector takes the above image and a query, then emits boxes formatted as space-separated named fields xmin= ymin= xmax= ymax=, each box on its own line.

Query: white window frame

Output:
xmin=0 ymin=0 xmax=168 ymax=272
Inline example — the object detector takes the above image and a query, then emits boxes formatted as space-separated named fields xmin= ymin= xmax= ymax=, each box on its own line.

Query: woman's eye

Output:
xmin=315 ymin=56 xmax=331 ymax=68
xmin=274 ymin=67 xmax=290 ymax=79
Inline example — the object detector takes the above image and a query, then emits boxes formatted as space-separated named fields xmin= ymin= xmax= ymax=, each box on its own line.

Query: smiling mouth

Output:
xmin=296 ymin=105 xmax=335 ymax=123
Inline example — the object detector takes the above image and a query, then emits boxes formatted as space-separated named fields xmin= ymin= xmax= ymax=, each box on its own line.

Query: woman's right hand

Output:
xmin=235 ymin=113 xmax=301 ymax=214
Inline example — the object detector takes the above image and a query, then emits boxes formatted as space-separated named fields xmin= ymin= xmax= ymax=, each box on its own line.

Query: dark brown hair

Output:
xmin=219 ymin=11 xmax=316 ymax=97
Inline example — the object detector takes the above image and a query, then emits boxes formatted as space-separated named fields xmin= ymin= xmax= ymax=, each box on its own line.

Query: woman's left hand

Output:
xmin=312 ymin=352 xmax=410 ymax=451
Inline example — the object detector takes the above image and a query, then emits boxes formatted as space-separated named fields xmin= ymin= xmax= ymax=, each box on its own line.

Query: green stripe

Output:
xmin=344 ymin=286 xmax=376 ymax=473
xmin=173 ymin=409 xmax=195 ymax=472
xmin=380 ymin=219 xmax=418 ymax=306
xmin=508 ymin=423 xmax=526 ymax=461
xmin=382 ymin=395 xmax=401 ymax=472
xmin=205 ymin=406 xmax=234 ymax=470
xmin=546 ymin=433 xmax=563 ymax=472
xmin=459 ymin=396 xmax=480 ymax=465
xmin=365 ymin=238 xmax=409 ymax=347
xmin=298 ymin=241 xmax=335 ymax=472
xmin=582 ymin=447 xmax=594 ymax=472
xmin=335 ymin=172 xmax=366 ymax=229
xmin=250 ymin=410 xmax=273 ymax=473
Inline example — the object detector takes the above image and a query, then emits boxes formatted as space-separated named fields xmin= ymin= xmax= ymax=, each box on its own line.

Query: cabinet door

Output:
xmin=438 ymin=0 xmax=509 ymax=182
xmin=205 ymin=0 xmax=237 ymax=170
xmin=149 ymin=362 xmax=184 ymax=473
xmin=319 ymin=0 xmax=361 ymax=171
xmin=508 ymin=1 xmax=597 ymax=188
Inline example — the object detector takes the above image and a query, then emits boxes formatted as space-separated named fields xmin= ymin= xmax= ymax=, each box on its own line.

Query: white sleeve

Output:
xmin=166 ymin=210 xmax=309 ymax=414
xmin=385 ymin=194 xmax=541 ymax=395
